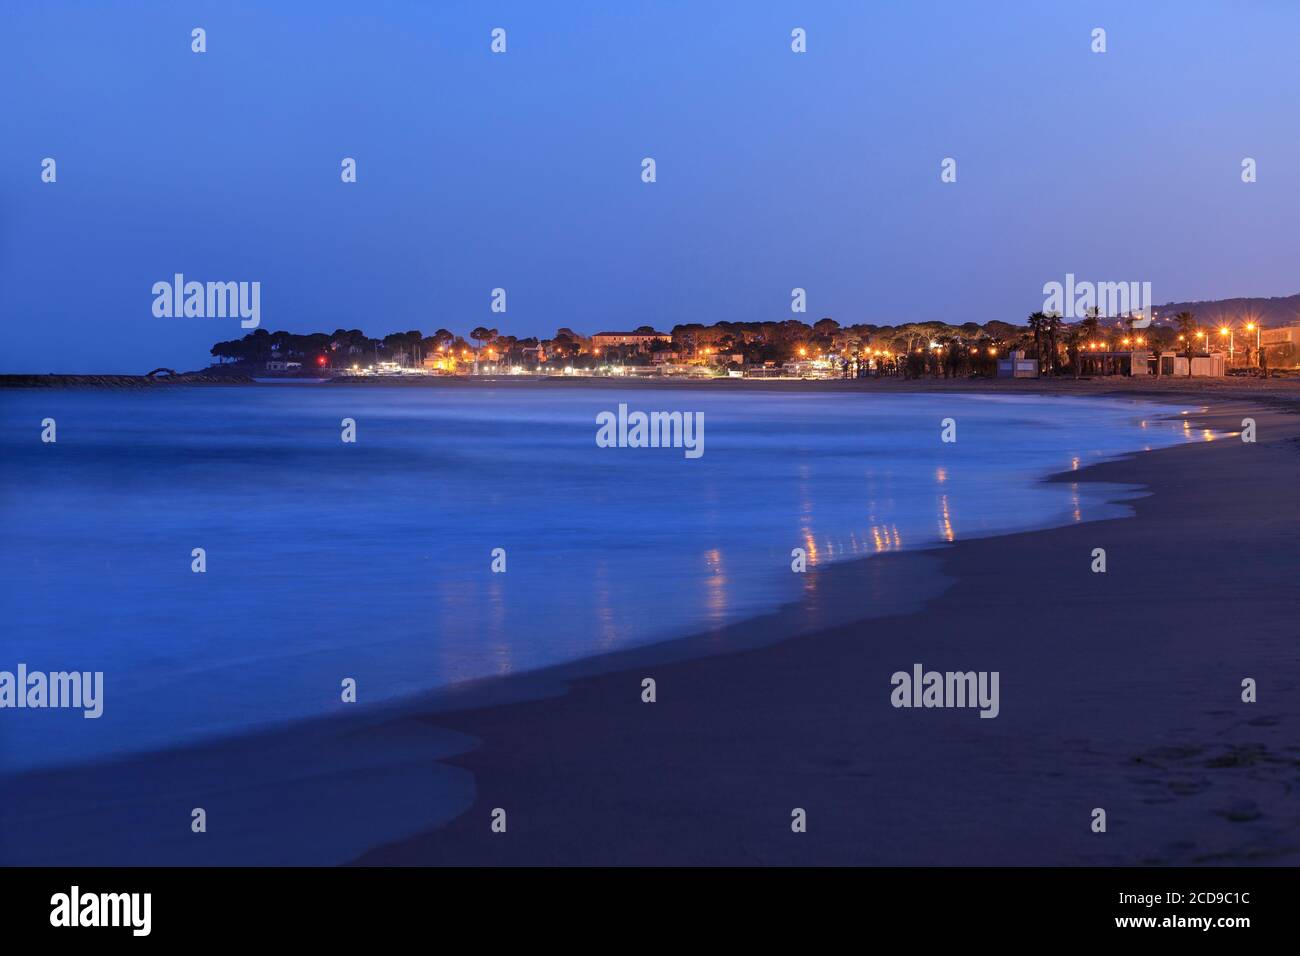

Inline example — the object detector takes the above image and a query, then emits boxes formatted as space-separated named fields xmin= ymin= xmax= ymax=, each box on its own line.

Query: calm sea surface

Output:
xmin=0 ymin=385 xmax=1198 ymax=773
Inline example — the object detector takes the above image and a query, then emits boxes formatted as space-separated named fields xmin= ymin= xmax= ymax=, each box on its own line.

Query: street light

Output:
xmin=1218 ymin=326 xmax=1234 ymax=365
xmin=1245 ymin=321 xmax=1260 ymax=367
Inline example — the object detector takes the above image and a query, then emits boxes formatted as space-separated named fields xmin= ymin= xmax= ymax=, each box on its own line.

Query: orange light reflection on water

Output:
xmin=703 ymin=548 xmax=728 ymax=626
xmin=938 ymin=494 xmax=954 ymax=542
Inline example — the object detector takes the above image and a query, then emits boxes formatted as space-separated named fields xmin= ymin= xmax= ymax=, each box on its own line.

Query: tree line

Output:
xmin=209 ymin=312 xmax=1209 ymax=374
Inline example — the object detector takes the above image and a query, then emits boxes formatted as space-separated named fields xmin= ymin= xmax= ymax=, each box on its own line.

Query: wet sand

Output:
xmin=3 ymin=386 xmax=1297 ymax=866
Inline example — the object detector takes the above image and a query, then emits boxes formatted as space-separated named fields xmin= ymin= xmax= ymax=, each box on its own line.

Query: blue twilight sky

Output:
xmin=1 ymin=0 xmax=1297 ymax=373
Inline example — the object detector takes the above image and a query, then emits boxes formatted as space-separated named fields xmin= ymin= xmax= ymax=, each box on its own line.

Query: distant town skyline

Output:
xmin=207 ymin=293 xmax=1300 ymax=350
xmin=3 ymin=1 xmax=1298 ymax=373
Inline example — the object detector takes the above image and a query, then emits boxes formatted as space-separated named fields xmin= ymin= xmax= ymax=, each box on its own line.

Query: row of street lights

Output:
xmin=1082 ymin=319 xmax=1266 ymax=370
xmin=699 ymin=321 xmax=1270 ymax=368
xmin=1179 ymin=321 xmax=1262 ymax=366
xmin=1216 ymin=320 xmax=1261 ymax=366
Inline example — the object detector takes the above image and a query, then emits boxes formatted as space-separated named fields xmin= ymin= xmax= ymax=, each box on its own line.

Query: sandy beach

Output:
xmin=343 ymin=391 xmax=1298 ymax=866
xmin=3 ymin=382 xmax=1297 ymax=867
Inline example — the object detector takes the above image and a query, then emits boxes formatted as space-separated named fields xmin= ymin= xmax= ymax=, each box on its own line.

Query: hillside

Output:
xmin=1150 ymin=293 xmax=1300 ymax=327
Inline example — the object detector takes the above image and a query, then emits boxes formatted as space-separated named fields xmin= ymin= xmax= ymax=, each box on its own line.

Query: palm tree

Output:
xmin=1175 ymin=311 xmax=1197 ymax=376
xmin=1044 ymin=312 xmax=1063 ymax=375
xmin=1063 ymin=325 xmax=1083 ymax=379
xmin=1026 ymin=312 xmax=1047 ymax=374
xmin=1080 ymin=307 xmax=1101 ymax=347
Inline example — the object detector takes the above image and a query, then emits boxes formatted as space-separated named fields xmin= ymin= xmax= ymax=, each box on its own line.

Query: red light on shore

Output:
xmin=317 ymin=356 xmax=327 ymax=366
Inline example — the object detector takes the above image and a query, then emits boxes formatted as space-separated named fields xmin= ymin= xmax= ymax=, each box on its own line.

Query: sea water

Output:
xmin=0 ymin=385 xmax=1196 ymax=774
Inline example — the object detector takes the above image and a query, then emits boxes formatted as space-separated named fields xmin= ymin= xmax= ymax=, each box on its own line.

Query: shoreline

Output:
xmin=0 ymin=373 xmax=254 ymax=388
xmin=5 ymin=370 xmax=1300 ymax=400
xmin=2 ymin=390 xmax=1297 ymax=865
